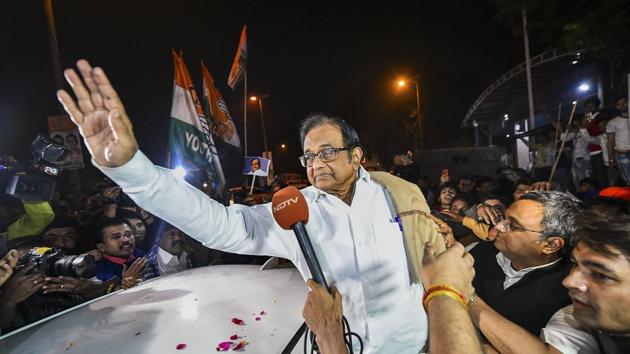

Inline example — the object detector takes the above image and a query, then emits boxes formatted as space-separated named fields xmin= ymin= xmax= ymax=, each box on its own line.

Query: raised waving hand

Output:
xmin=57 ymin=60 xmax=138 ymax=167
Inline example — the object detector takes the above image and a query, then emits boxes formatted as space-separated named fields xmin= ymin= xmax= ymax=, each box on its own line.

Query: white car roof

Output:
xmin=0 ymin=265 xmax=308 ymax=354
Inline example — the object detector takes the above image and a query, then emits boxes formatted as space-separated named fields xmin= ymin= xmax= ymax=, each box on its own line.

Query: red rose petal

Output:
xmin=176 ymin=343 xmax=187 ymax=350
xmin=259 ymin=311 xmax=266 ymax=315
xmin=231 ymin=318 xmax=245 ymax=326
xmin=216 ymin=341 xmax=233 ymax=351
xmin=230 ymin=334 xmax=238 ymax=340
xmin=255 ymin=316 xmax=261 ymax=321
xmin=232 ymin=340 xmax=248 ymax=351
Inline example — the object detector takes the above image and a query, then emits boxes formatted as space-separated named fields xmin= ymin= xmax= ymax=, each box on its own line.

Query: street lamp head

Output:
xmin=578 ymin=83 xmax=590 ymax=92
xmin=249 ymin=96 xmax=258 ymax=102
xmin=280 ymin=144 xmax=286 ymax=149
xmin=397 ymin=80 xmax=407 ymax=88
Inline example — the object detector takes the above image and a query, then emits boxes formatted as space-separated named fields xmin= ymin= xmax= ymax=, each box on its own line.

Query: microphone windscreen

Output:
xmin=271 ymin=186 xmax=309 ymax=230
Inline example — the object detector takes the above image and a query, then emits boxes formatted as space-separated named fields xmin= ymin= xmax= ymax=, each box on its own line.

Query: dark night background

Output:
xmin=1 ymin=0 xmax=527 ymax=181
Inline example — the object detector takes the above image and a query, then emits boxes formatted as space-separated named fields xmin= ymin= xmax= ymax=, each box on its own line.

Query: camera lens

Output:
xmin=52 ymin=254 xmax=96 ymax=278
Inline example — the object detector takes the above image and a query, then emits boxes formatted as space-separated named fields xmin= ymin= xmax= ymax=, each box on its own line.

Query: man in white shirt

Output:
xmin=606 ymin=96 xmax=630 ymax=184
xmin=147 ymin=225 xmax=191 ymax=276
xmin=559 ymin=117 xmax=593 ymax=190
xmin=56 ymin=60 xmax=430 ymax=353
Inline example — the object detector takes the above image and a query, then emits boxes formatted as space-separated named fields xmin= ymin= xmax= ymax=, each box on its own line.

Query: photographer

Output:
xmin=0 ymin=197 xmax=55 ymax=254
xmin=0 ymin=238 xmax=112 ymax=334
xmin=40 ymin=216 xmax=82 ymax=254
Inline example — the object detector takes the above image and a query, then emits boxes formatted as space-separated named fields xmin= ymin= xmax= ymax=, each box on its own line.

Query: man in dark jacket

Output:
xmin=470 ymin=191 xmax=582 ymax=335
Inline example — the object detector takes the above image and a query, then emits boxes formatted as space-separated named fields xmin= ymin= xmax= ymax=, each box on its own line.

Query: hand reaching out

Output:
xmin=0 ymin=250 xmax=19 ymax=288
xmin=57 ymin=60 xmax=138 ymax=167
xmin=42 ymin=276 xmax=98 ymax=296
xmin=0 ymin=264 xmax=45 ymax=306
xmin=303 ymin=279 xmax=346 ymax=354
xmin=422 ymin=243 xmax=475 ymax=299
xmin=431 ymin=215 xmax=456 ymax=248
xmin=440 ymin=210 xmax=464 ymax=224
xmin=476 ymin=204 xmax=503 ymax=225
xmin=102 ymin=186 xmax=121 ymax=201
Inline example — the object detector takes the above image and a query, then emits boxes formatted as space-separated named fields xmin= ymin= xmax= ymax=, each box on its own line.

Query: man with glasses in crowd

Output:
xmin=54 ymin=60 xmax=448 ymax=353
xmin=469 ymin=191 xmax=582 ymax=335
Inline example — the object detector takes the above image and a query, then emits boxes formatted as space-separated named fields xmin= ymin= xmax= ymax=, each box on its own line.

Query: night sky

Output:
xmin=1 ymin=0 xmax=525 ymax=178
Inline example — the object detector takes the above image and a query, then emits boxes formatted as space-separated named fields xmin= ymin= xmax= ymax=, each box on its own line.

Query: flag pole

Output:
xmin=250 ymin=175 xmax=256 ymax=195
xmin=244 ymin=70 xmax=248 ymax=156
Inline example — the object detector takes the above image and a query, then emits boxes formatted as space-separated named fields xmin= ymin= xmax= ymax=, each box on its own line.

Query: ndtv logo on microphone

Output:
xmin=273 ymin=197 xmax=299 ymax=213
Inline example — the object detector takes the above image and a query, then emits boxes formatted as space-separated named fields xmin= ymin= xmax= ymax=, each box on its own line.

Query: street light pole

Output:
xmin=397 ymin=75 xmax=423 ymax=150
xmin=258 ymin=95 xmax=269 ymax=154
xmin=249 ymin=94 xmax=270 ymax=155
xmin=413 ymin=79 xmax=423 ymax=150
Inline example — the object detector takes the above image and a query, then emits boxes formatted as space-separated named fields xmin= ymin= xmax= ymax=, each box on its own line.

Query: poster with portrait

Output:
xmin=47 ymin=114 xmax=85 ymax=169
xmin=242 ymin=156 xmax=270 ymax=177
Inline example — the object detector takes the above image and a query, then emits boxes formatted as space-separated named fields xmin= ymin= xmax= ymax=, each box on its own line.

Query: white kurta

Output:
xmin=97 ymin=151 xmax=428 ymax=353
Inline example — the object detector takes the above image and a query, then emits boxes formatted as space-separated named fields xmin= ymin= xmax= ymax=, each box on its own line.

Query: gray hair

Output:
xmin=520 ymin=191 xmax=583 ymax=247
xmin=298 ymin=113 xmax=362 ymax=155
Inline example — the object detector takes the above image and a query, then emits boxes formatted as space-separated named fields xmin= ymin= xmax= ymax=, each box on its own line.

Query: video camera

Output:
xmin=15 ymin=247 xmax=96 ymax=278
xmin=0 ymin=135 xmax=67 ymax=201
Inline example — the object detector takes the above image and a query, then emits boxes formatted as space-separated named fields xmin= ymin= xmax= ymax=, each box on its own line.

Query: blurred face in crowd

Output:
xmin=159 ymin=229 xmax=184 ymax=256
xmin=0 ymin=201 xmax=24 ymax=225
xmin=450 ymin=198 xmax=470 ymax=214
xmin=42 ymin=227 xmax=78 ymax=252
xmin=439 ymin=187 xmax=457 ymax=208
xmin=493 ymin=199 xmax=564 ymax=269
xmin=579 ymin=181 xmax=596 ymax=193
xmin=66 ymin=134 xmax=78 ymax=148
xmin=303 ymin=123 xmax=362 ymax=196
xmin=126 ymin=218 xmax=146 ymax=244
xmin=513 ymin=183 xmax=530 ymax=201
xmin=615 ymin=98 xmax=628 ymax=118
xmin=477 ymin=181 xmax=493 ymax=197
xmin=97 ymin=223 xmax=135 ymax=258
xmin=457 ymin=178 xmax=474 ymax=194
xmin=586 ymin=101 xmax=599 ymax=113
xmin=563 ymin=242 xmax=630 ymax=333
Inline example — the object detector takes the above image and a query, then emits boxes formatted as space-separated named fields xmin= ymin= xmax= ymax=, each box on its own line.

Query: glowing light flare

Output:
xmin=174 ymin=166 xmax=187 ymax=179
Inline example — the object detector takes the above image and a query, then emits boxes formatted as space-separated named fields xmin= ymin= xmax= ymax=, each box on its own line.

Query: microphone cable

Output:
xmin=303 ymin=315 xmax=363 ymax=354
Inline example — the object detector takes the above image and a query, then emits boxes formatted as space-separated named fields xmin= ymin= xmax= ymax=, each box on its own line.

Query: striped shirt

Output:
xmin=606 ymin=116 xmax=630 ymax=151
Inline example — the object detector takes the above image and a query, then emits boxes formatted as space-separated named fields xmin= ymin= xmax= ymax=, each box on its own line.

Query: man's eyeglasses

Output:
xmin=299 ymin=147 xmax=349 ymax=167
xmin=495 ymin=218 xmax=544 ymax=234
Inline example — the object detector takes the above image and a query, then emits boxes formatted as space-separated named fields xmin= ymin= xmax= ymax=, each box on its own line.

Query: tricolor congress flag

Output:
xmin=201 ymin=61 xmax=241 ymax=149
xmin=169 ymin=50 xmax=225 ymax=194
xmin=227 ymin=25 xmax=247 ymax=90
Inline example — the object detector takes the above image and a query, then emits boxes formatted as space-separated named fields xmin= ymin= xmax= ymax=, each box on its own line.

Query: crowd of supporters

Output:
xmin=0 ymin=93 xmax=629 ymax=354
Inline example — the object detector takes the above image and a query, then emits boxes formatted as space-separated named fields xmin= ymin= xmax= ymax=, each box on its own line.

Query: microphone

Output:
xmin=272 ymin=186 xmax=328 ymax=289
